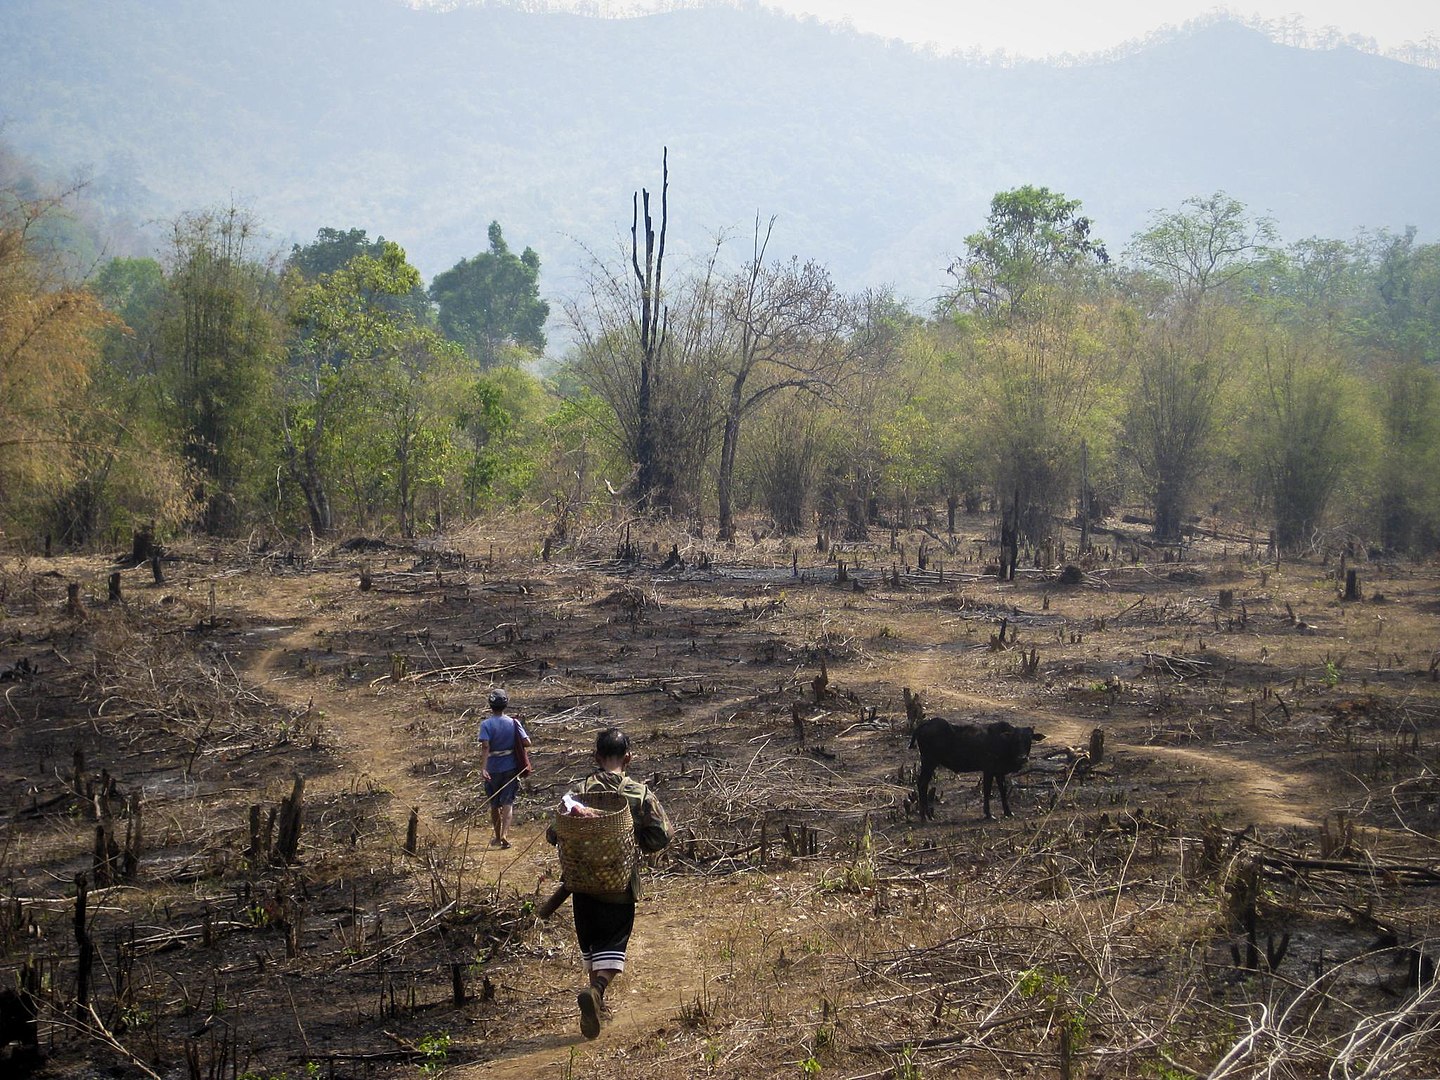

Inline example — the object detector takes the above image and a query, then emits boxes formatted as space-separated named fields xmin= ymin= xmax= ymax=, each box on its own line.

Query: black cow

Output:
xmin=910 ymin=717 xmax=1045 ymax=820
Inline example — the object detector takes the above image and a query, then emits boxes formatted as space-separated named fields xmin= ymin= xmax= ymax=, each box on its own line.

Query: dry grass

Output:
xmin=2 ymin=514 xmax=1438 ymax=1079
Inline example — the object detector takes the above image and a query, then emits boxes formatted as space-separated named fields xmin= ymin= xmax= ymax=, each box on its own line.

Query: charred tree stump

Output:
xmin=130 ymin=525 xmax=154 ymax=567
xmin=358 ymin=563 xmax=372 ymax=591
xmin=92 ymin=824 xmax=117 ymax=887
xmin=0 ymin=958 xmax=43 ymax=1070
xmin=1343 ymin=569 xmax=1360 ymax=602
xmin=1088 ymin=727 xmax=1105 ymax=767
xmin=122 ymin=794 xmax=143 ymax=879
xmin=247 ymin=805 xmax=262 ymax=862
xmin=404 ymin=808 xmax=419 ymax=856
xmin=811 ymin=658 xmax=829 ymax=704
xmin=451 ymin=962 xmax=466 ymax=1006
xmin=64 ymin=582 xmax=83 ymax=618
xmin=272 ymin=775 xmax=305 ymax=866
xmin=73 ymin=873 xmax=93 ymax=1019
xmin=285 ymin=904 xmax=302 ymax=959
xmin=107 ymin=572 xmax=122 ymax=605
xmin=149 ymin=554 xmax=164 ymax=585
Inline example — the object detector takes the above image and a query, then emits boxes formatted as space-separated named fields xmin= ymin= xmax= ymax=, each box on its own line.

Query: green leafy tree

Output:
xmin=1125 ymin=192 xmax=1275 ymax=309
xmin=457 ymin=364 xmax=550 ymax=511
xmin=1240 ymin=335 xmax=1375 ymax=551
xmin=286 ymin=240 xmax=466 ymax=536
xmin=945 ymin=186 xmax=1116 ymax=545
xmin=429 ymin=221 xmax=548 ymax=366
xmin=371 ymin=327 xmax=466 ymax=537
xmin=288 ymin=226 xmax=429 ymax=320
xmin=1366 ymin=229 xmax=1440 ymax=363
xmin=947 ymin=185 xmax=1109 ymax=321
xmin=819 ymin=287 xmax=916 ymax=538
xmin=284 ymin=241 xmax=423 ymax=534
xmin=93 ymin=256 xmax=167 ymax=376
xmin=160 ymin=205 xmax=283 ymax=533
xmin=1373 ymin=361 xmax=1440 ymax=551
xmin=1120 ymin=194 xmax=1272 ymax=539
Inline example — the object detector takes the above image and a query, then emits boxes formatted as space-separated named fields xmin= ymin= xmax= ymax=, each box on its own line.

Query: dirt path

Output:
xmin=234 ymin=578 xmax=1321 ymax=1075
xmin=457 ymin=896 xmax=710 ymax=1077
xmin=243 ymin=617 xmax=712 ymax=1075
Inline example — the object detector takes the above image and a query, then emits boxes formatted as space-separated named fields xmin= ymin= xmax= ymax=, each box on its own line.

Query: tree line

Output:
xmin=3 ymin=157 xmax=1438 ymax=556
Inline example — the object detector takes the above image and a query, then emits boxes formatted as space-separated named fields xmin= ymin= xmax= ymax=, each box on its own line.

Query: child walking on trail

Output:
xmin=547 ymin=726 xmax=671 ymax=1039
xmin=478 ymin=688 xmax=531 ymax=849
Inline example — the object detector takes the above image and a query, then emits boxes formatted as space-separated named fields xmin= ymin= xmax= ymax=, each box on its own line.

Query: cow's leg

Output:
xmin=996 ymin=773 xmax=1012 ymax=817
xmin=916 ymin=761 xmax=936 ymax=820
xmin=981 ymin=772 xmax=995 ymax=820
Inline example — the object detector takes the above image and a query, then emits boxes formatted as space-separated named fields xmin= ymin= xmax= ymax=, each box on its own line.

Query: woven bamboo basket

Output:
xmin=553 ymin=789 xmax=637 ymax=895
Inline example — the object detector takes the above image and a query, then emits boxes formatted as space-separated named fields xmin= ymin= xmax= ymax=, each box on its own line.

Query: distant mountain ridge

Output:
xmin=2 ymin=0 xmax=1437 ymax=316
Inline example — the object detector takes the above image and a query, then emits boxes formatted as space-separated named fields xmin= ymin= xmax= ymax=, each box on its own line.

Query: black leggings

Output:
xmin=573 ymin=893 xmax=635 ymax=973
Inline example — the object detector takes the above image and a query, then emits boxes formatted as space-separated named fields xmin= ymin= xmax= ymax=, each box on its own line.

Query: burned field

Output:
xmin=2 ymin=517 xmax=1438 ymax=1079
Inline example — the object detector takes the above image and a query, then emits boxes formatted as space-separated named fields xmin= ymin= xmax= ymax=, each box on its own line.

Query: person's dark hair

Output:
xmin=487 ymin=688 xmax=509 ymax=711
xmin=595 ymin=727 xmax=630 ymax=761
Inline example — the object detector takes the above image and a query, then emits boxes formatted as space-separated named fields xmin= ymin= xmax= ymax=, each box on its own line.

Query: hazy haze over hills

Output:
xmin=2 ymin=0 xmax=1437 ymax=318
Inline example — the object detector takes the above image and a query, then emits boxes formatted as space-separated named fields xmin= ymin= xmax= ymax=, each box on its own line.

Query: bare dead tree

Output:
xmin=631 ymin=149 xmax=670 ymax=511
xmin=715 ymin=217 xmax=849 ymax=541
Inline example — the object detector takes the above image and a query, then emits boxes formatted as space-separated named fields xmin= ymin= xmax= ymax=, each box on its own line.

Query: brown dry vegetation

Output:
xmin=2 ymin=512 xmax=1438 ymax=1080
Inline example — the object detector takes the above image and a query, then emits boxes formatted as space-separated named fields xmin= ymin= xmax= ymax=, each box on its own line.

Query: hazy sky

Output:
xmin=557 ymin=2 xmax=1439 ymax=59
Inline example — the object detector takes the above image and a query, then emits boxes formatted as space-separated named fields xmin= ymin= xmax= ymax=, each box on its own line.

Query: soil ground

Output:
xmin=2 ymin=511 xmax=1438 ymax=1079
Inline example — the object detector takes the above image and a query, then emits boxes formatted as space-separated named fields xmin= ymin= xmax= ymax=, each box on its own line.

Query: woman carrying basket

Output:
xmin=478 ymin=688 xmax=531 ymax=849
xmin=547 ymin=726 xmax=671 ymax=1039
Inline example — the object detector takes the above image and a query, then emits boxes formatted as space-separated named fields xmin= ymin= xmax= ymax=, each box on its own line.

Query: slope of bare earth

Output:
xmin=2 ymin=512 xmax=1437 ymax=1079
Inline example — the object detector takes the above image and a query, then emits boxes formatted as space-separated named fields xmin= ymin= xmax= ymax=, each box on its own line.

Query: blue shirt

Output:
xmin=479 ymin=713 xmax=529 ymax=771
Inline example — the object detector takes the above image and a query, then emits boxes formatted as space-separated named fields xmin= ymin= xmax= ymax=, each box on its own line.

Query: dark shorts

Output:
xmin=573 ymin=892 xmax=635 ymax=973
xmin=485 ymin=768 xmax=521 ymax=806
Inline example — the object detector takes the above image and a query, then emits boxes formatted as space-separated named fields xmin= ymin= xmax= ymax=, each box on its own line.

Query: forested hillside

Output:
xmin=2 ymin=0 xmax=1437 ymax=300
xmin=2 ymin=0 xmax=1439 ymax=561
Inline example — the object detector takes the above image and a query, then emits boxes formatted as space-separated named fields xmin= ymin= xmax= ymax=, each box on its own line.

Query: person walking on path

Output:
xmin=478 ymin=688 xmax=531 ymax=849
xmin=547 ymin=726 xmax=671 ymax=1039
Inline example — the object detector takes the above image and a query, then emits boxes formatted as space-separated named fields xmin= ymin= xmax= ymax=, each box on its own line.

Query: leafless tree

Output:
xmin=715 ymin=217 xmax=849 ymax=541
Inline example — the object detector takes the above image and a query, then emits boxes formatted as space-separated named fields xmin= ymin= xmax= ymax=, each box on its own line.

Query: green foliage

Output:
xmin=457 ymin=365 xmax=551 ymax=510
xmin=282 ymin=239 xmax=464 ymax=535
xmin=416 ymin=1029 xmax=451 ymax=1074
xmin=892 ymin=1045 xmax=922 ymax=1080
xmin=1125 ymin=191 xmax=1276 ymax=308
xmin=429 ymin=221 xmax=548 ymax=366
xmin=161 ymin=204 xmax=284 ymax=532
xmin=950 ymin=185 xmax=1109 ymax=320
xmin=289 ymin=226 xmax=430 ymax=320
xmin=1373 ymin=360 xmax=1440 ymax=550
xmin=1237 ymin=336 xmax=1377 ymax=551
